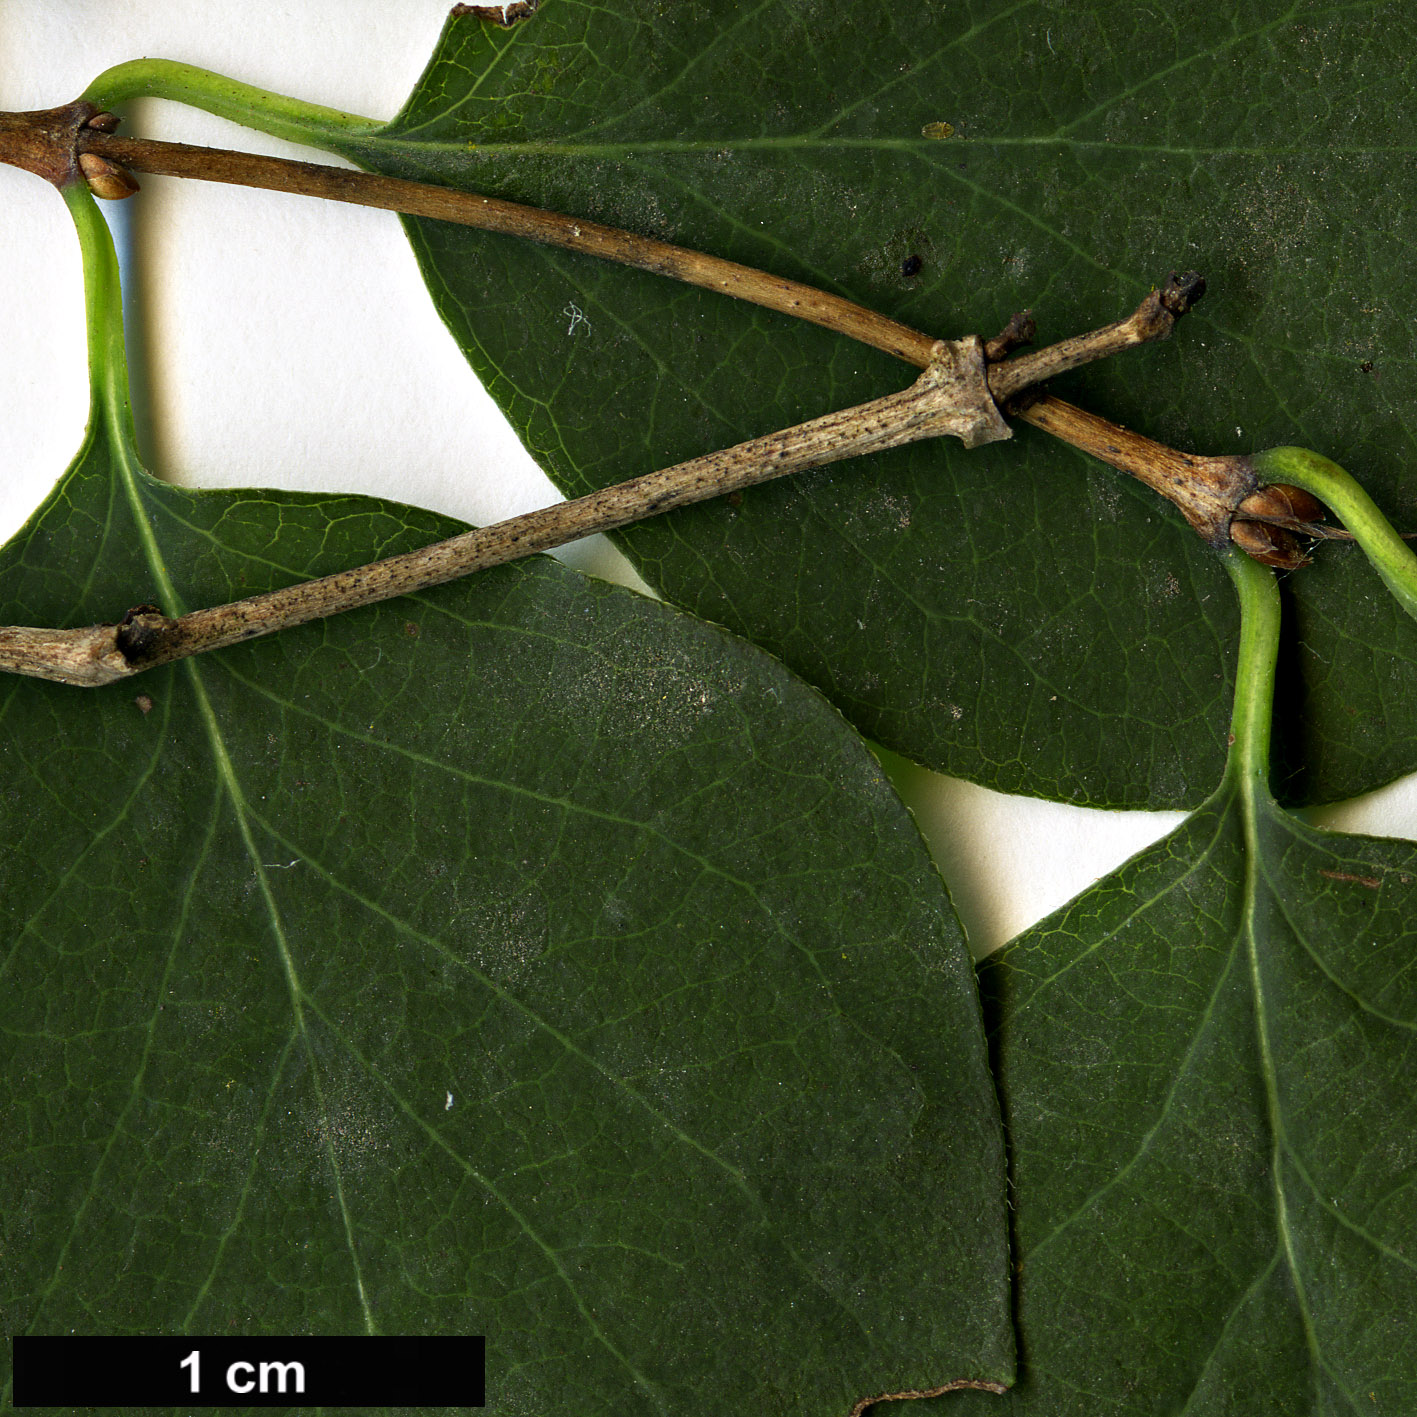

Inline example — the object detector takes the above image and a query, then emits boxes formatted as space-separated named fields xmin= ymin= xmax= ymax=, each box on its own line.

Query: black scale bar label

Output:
xmin=12 ymin=1335 xmax=485 ymax=1408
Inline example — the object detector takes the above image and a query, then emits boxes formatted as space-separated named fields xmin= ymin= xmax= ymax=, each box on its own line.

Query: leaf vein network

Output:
xmin=0 ymin=702 xmax=176 ymax=982
xmin=1283 ymin=1141 xmax=1417 ymax=1274
xmin=22 ymin=794 xmax=224 ymax=1329
xmin=1048 ymin=3 xmax=1306 ymax=139
xmin=213 ymin=661 xmax=928 ymax=1115
xmin=275 ymin=840 xmax=887 ymax=1363
xmin=292 ymin=981 xmax=669 ymax=1411
xmin=1006 ymin=800 xmax=1231 ymax=1014
xmin=181 ymin=659 xmax=377 ymax=1335
xmin=1024 ymin=910 xmax=1248 ymax=1263
xmin=1260 ymin=812 xmax=1417 ymax=1033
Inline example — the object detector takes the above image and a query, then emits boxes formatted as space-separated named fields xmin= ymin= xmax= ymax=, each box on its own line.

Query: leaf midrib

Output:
xmin=115 ymin=462 xmax=911 ymax=1397
xmin=358 ymin=134 xmax=1417 ymax=158
xmin=1239 ymin=781 xmax=1373 ymax=1411
xmin=106 ymin=436 xmax=379 ymax=1334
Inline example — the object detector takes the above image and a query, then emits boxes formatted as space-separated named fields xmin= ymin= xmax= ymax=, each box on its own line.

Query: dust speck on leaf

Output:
xmin=462 ymin=891 xmax=549 ymax=985
xmin=563 ymin=302 xmax=591 ymax=337
xmin=1148 ymin=571 xmax=1182 ymax=603
xmin=134 ymin=693 xmax=154 ymax=715
xmin=1087 ymin=467 xmax=1124 ymax=522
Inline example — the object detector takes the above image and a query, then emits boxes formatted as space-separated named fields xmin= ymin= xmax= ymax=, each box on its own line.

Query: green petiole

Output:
xmin=82 ymin=58 xmax=378 ymax=149
xmin=1254 ymin=446 xmax=1417 ymax=623
xmin=1222 ymin=548 xmax=1281 ymax=794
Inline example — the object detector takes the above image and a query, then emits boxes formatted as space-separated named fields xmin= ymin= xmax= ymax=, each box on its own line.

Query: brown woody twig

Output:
xmin=0 ymin=102 xmax=1280 ymax=684
xmin=70 ymin=125 xmax=1203 ymax=403
xmin=0 ymin=338 xmax=1010 ymax=686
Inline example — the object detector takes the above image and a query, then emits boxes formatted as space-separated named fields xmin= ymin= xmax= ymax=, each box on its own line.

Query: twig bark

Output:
xmin=1008 ymin=392 xmax=1256 ymax=548
xmin=78 ymin=128 xmax=942 ymax=368
xmin=70 ymin=126 xmax=1203 ymax=403
xmin=0 ymin=100 xmax=100 ymax=187
xmin=0 ymin=339 xmax=1009 ymax=687
xmin=1008 ymin=394 xmax=1330 ymax=569
xmin=4 ymin=105 xmax=1206 ymax=406
xmin=988 ymin=274 xmax=1205 ymax=402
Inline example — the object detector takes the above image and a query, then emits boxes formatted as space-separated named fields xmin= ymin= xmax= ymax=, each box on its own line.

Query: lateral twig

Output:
xmin=1008 ymin=392 xmax=1256 ymax=549
xmin=0 ymin=338 xmax=1011 ymax=687
xmin=70 ymin=126 xmax=1202 ymax=404
xmin=79 ymin=129 xmax=942 ymax=369
xmin=1007 ymin=394 xmax=1374 ymax=570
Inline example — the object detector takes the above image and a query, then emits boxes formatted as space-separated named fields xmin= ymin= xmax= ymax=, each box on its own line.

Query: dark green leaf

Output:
xmin=330 ymin=0 xmax=1417 ymax=807
xmin=949 ymin=797 xmax=1417 ymax=1412
xmin=0 ymin=197 xmax=1013 ymax=1413
xmin=935 ymin=563 xmax=1417 ymax=1412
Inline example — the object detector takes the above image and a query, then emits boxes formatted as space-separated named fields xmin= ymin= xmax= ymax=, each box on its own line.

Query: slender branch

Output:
xmin=67 ymin=120 xmax=1392 ymax=578
xmin=78 ymin=128 xmax=942 ymax=368
xmin=0 ymin=339 xmax=1009 ymax=687
xmin=4 ymin=105 xmax=1206 ymax=400
xmin=1006 ymin=394 xmax=1397 ymax=570
xmin=62 ymin=117 xmax=1417 ymax=593
xmin=1009 ymin=393 xmax=1257 ymax=549
xmin=70 ymin=127 xmax=1205 ymax=401
xmin=0 ymin=101 xmax=101 ymax=188
xmin=987 ymin=272 xmax=1204 ymax=403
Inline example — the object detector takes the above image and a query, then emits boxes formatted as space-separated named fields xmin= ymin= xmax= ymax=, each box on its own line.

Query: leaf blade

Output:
xmin=936 ymin=765 xmax=1417 ymax=1408
xmin=339 ymin=0 xmax=1417 ymax=807
xmin=0 ymin=197 xmax=1014 ymax=1409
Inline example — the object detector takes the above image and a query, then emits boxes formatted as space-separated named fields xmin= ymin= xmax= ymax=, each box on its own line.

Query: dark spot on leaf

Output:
xmin=727 ymin=491 xmax=744 ymax=507
xmin=871 ymin=228 xmax=934 ymax=291
xmin=404 ymin=621 xmax=421 ymax=638
xmin=1360 ymin=360 xmax=1375 ymax=374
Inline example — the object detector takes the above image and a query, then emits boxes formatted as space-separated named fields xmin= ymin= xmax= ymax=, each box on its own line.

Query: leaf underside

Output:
xmin=334 ymin=0 xmax=1417 ymax=809
xmin=936 ymin=782 xmax=1417 ymax=1414
xmin=0 ymin=411 xmax=1013 ymax=1411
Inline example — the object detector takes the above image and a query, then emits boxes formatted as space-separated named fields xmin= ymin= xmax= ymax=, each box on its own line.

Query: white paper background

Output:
xmin=3 ymin=2 xmax=1414 ymax=955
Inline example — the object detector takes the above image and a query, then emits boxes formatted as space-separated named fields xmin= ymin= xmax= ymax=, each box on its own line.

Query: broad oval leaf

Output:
xmin=947 ymin=798 xmax=1417 ymax=1412
xmin=328 ymin=0 xmax=1417 ymax=808
xmin=0 ymin=198 xmax=1013 ymax=1413
xmin=937 ymin=565 xmax=1417 ymax=1411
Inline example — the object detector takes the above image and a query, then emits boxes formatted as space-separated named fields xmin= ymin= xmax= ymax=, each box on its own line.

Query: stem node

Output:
xmin=0 ymin=101 xmax=103 ymax=188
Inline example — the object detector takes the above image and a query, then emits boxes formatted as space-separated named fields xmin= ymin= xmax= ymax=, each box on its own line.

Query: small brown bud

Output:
xmin=1229 ymin=518 xmax=1311 ymax=569
xmin=83 ymin=112 xmax=122 ymax=133
xmin=1234 ymin=482 xmax=1326 ymax=526
xmin=78 ymin=151 xmax=139 ymax=200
